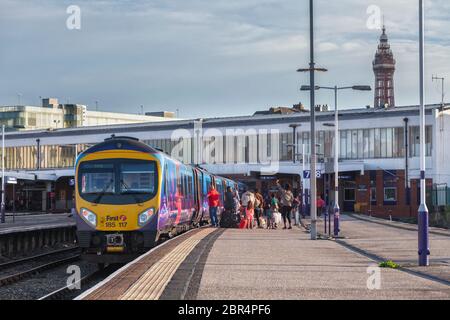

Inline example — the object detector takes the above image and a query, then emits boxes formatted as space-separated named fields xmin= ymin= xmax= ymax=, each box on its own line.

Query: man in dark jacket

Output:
xmin=224 ymin=186 xmax=236 ymax=212
xmin=221 ymin=186 xmax=238 ymax=228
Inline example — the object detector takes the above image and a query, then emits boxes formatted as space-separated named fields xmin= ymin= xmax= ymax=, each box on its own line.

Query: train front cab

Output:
xmin=75 ymin=144 xmax=162 ymax=264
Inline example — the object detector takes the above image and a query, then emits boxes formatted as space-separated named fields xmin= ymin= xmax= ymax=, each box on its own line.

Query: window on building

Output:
xmin=374 ymin=128 xmax=381 ymax=158
xmin=384 ymin=187 xmax=397 ymax=202
xmin=393 ymin=127 xmax=404 ymax=158
xmin=346 ymin=130 xmax=352 ymax=159
xmin=363 ymin=129 xmax=370 ymax=158
xmin=279 ymin=132 xmax=292 ymax=162
xmin=369 ymin=129 xmax=375 ymax=158
xmin=370 ymin=187 xmax=377 ymax=202
xmin=409 ymin=126 xmax=432 ymax=157
xmin=344 ymin=188 xmax=356 ymax=201
xmin=380 ymin=128 xmax=387 ymax=158
xmin=357 ymin=130 xmax=363 ymax=159
xmin=340 ymin=131 xmax=346 ymax=159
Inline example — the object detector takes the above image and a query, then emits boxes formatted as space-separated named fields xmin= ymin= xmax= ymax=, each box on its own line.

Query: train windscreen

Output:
xmin=78 ymin=159 xmax=158 ymax=205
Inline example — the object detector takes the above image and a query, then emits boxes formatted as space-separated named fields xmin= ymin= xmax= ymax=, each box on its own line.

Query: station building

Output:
xmin=0 ymin=102 xmax=448 ymax=218
xmin=0 ymin=98 xmax=177 ymax=131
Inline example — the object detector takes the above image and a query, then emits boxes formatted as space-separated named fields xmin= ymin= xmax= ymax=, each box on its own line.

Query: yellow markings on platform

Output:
xmin=119 ymin=228 xmax=215 ymax=300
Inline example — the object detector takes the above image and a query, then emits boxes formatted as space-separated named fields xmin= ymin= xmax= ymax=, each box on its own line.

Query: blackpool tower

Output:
xmin=373 ymin=26 xmax=396 ymax=108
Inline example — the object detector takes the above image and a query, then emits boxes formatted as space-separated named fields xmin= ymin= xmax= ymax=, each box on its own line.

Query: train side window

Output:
xmin=183 ymin=170 xmax=187 ymax=207
xmin=164 ymin=163 xmax=168 ymax=198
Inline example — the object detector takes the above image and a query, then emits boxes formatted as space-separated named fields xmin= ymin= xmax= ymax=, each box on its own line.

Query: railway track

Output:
xmin=0 ymin=248 xmax=81 ymax=287
xmin=0 ymin=247 xmax=79 ymax=270
xmin=38 ymin=265 xmax=118 ymax=300
xmin=39 ymin=227 xmax=201 ymax=300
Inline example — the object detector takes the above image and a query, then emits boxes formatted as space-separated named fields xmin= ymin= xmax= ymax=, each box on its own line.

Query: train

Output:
xmin=74 ymin=136 xmax=238 ymax=264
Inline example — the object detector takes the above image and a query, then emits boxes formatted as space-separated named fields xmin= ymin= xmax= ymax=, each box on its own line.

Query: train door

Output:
xmin=167 ymin=161 xmax=177 ymax=225
xmin=203 ymin=173 xmax=212 ymax=223
xmin=191 ymin=168 xmax=201 ymax=225
xmin=214 ymin=177 xmax=224 ymax=214
xmin=186 ymin=167 xmax=195 ymax=223
xmin=158 ymin=161 xmax=170 ymax=232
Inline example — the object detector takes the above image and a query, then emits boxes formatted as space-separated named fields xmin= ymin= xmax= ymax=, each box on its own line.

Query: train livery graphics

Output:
xmin=74 ymin=136 xmax=237 ymax=264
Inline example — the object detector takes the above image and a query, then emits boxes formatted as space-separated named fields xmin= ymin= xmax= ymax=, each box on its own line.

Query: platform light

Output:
xmin=352 ymin=85 xmax=372 ymax=91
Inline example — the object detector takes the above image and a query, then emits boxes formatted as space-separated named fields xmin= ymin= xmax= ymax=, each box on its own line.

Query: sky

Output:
xmin=0 ymin=0 xmax=449 ymax=118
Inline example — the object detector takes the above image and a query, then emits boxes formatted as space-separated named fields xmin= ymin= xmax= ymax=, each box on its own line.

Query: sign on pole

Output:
xmin=6 ymin=177 xmax=17 ymax=185
xmin=303 ymin=170 xmax=322 ymax=179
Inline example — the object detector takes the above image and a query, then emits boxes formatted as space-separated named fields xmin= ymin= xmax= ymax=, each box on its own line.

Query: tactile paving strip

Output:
xmin=120 ymin=228 xmax=215 ymax=300
xmin=80 ymin=228 xmax=216 ymax=300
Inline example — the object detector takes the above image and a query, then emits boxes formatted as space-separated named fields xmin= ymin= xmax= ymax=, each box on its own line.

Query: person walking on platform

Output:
xmin=254 ymin=189 xmax=264 ymax=228
xmin=241 ymin=187 xmax=255 ymax=229
xmin=276 ymin=180 xmax=294 ymax=230
xmin=207 ymin=185 xmax=220 ymax=227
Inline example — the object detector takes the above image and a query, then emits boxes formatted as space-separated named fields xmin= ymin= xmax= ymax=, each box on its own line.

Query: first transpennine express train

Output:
xmin=74 ymin=136 xmax=238 ymax=264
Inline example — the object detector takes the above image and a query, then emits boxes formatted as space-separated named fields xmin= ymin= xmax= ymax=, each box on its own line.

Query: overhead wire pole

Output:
xmin=333 ymin=85 xmax=340 ymax=237
xmin=308 ymin=0 xmax=317 ymax=241
xmin=297 ymin=0 xmax=327 ymax=240
xmin=301 ymin=85 xmax=371 ymax=237
xmin=418 ymin=0 xmax=430 ymax=267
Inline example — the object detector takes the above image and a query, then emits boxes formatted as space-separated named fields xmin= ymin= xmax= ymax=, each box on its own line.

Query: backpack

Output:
xmin=283 ymin=191 xmax=293 ymax=205
xmin=255 ymin=196 xmax=261 ymax=208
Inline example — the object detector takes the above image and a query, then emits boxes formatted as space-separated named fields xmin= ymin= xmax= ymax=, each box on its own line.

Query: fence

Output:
xmin=430 ymin=185 xmax=450 ymax=228
xmin=431 ymin=185 xmax=450 ymax=207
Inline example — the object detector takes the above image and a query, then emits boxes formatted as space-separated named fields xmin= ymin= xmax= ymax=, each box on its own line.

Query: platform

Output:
xmin=317 ymin=214 xmax=450 ymax=284
xmin=0 ymin=213 xmax=75 ymax=235
xmin=77 ymin=215 xmax=450 ymax=300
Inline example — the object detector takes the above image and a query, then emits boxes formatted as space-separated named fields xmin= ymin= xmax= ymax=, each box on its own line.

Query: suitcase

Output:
xmin=239 ymin=219 xmax=248 ymax=229
xmin=220 ymin=210 xmax=239 ymax=228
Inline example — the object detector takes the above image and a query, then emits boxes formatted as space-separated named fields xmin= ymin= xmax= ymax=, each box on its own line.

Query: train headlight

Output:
xmin=80 ymin=208 xmax=97 ymax=227
xmin=138 ymin=208 xmax=155 ymax=227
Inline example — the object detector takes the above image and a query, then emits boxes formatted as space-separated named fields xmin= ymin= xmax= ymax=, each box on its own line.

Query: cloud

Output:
xmin=0 ymin=0 xmax=449 ymax=117
xmin=317 ymin=42 xmax=340 ymax=52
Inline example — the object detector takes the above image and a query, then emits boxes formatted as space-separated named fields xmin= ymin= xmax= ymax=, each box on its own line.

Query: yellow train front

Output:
xmin=74 ymin=136 xmax=202 ymax=264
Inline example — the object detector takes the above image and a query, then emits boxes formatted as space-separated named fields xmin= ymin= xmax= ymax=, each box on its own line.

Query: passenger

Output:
xmin=292 ymin=192 xmax=301 ymax=226
xmin=317 ymin=195 xmax=326 ymax=218
xmin=263 ymin=194 xmax=272 ymax=229
xmin=224 ymin=186 xmax=236 ymax=213
xmin=234 ymin=190 xmax=241 ymax=214
xmin=207 ymin=185 xmax=220 ymax=227
xmin=241 ymin=187 xmax=255 ymax=229
xmin=276 ymin=179 xmax=294 ymax=230
xmin=270 ymin=193 xmax=280 ymax=229
xmin=254 ymin=189 xmax=264 ymax=228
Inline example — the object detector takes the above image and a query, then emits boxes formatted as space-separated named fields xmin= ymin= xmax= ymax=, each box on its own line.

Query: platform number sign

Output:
xmin=303 ymin=170 xmax=322 ymax=179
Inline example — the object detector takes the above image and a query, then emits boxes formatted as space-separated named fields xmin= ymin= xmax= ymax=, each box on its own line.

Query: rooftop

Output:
xmin=4 ymin=103 xmax=448 ymax=140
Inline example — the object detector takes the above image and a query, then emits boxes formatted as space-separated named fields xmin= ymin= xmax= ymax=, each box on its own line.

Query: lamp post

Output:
xmin=418 ymin=0 xmax=429 ymax=267
xmin=301 ymin=85 xmax=371 ymax=237
xmin=289 ymin=124 xmax=300 ymax=164
xmin=297 ymin=0 xmax=328 ymax=240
